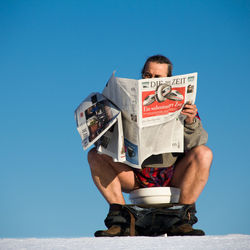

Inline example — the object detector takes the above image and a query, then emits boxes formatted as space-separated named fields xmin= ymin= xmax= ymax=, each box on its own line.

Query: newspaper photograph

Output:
xmin=75 ymin=92 xmax=121 ymax=150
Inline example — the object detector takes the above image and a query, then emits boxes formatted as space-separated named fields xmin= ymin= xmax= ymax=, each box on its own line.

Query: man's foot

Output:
xmin=95 ymin=225 xmax=130 ymax=237
xmin=166 ymin=223 xmax=205 ymax=236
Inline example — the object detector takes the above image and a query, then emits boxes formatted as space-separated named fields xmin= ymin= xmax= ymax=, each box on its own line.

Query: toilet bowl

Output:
xmin=129 ymin=187 xmax=180 ymax=205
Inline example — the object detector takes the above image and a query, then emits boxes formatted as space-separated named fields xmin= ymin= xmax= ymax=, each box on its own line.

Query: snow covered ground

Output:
xmin=1 ymin=234 xmax=250 ymax=250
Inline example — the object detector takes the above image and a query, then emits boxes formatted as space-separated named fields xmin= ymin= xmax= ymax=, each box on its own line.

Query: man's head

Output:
xmin=141 ymin=55 xmax=173 ymax=79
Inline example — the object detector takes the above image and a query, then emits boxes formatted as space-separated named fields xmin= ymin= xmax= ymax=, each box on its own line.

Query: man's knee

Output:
xmin=191 ymin=145 xmax=213 ymax=167
xmin=88 ymin=148 xmax=99 ymax=168
xmin=88 ymin=148 xmax=114 ymax=171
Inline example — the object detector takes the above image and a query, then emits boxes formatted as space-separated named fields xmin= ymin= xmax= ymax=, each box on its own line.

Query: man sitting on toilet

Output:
xmin=88 ymin=55 xmax=213 ymax=236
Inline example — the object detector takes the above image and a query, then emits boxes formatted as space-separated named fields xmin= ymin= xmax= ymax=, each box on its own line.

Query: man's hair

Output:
xmin=141 ymin=55 xmax=173 ymax=77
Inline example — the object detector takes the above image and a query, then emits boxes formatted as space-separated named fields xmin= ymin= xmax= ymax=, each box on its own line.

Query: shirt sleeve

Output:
xmin=184 ymin=117 xmax=208 ymax=151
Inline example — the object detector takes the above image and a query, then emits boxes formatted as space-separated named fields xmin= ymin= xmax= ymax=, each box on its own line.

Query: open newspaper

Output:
xmin=75 ymin=72 xmax=197 ymax=169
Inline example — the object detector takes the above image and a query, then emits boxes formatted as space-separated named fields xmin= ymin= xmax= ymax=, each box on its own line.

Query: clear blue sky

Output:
xmin=0 ymin=0 xmax=249 ymax=237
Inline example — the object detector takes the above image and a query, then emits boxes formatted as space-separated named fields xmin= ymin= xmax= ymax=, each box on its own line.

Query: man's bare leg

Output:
xmin=170 ymin=145 xmax=213 ymax=204
xmin=88 ymin=148 xmax=139 ymax=204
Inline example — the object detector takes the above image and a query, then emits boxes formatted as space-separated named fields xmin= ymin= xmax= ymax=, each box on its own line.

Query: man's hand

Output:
xmin=181 ymin=102 xmax=198 ymax=125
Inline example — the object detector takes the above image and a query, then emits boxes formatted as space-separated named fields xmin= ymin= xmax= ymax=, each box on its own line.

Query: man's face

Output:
xmin=143 ymin=62 xmax=169 ymax=79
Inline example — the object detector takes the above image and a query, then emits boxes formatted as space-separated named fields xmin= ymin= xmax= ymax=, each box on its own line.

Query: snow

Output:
xmin=1 ymin=235 xmax=250 ymax=250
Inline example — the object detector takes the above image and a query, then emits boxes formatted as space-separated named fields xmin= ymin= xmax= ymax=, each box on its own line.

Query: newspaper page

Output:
xmin=102 ymin=72 xmax=197 ymax=169
xmin=75 ymin=92 xmax=125 ymax=163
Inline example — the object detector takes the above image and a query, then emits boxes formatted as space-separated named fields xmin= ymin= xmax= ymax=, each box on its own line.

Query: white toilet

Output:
xmin=129 ymin=187 xmax=180 ymax=205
